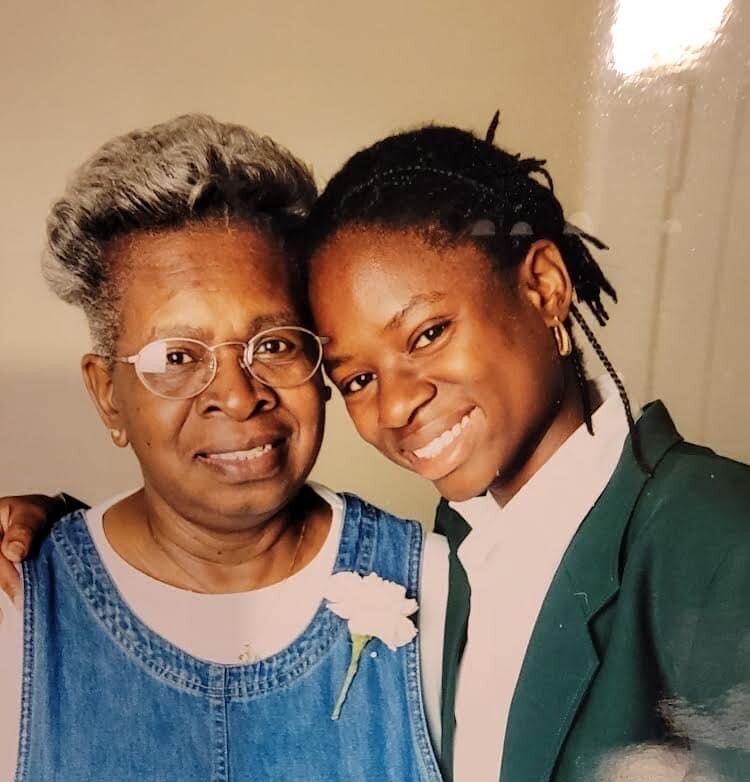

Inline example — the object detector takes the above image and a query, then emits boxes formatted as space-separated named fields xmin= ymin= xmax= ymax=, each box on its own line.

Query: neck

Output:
xmin=103 ymin=486 xmax=330 ymax=593
xmin=489 ymin=368 xmax=596 ymax=506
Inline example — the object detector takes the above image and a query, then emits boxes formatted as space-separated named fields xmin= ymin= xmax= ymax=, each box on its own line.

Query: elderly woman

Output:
xmin=0 ymin=116 xmax=445 ymax=781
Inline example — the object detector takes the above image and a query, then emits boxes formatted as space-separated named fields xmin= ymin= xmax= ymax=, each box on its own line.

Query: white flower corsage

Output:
xmin=325 ymin=571 xmax=418 ymax=720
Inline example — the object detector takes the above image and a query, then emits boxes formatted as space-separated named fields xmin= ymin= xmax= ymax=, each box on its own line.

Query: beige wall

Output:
xmin=0 ymin=0 xmax=597 ymax=521
xmin=3 ymin=0 xmax=746 ymax=524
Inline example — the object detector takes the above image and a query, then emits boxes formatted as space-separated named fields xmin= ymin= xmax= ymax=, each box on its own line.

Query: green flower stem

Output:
xmin=331 ymin=633 xmax=371 ymax=720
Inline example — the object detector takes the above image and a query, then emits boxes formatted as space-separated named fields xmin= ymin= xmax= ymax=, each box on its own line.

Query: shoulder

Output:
xmin=612 ymin=442 xmax=750 ymax=691
xmin=24 ymin=509 xmax=91 ymax=582
xmin=621 ymin=442 xmax=750 ymax=610
xmin=38 ymin=508 xmax=89 ymax=549
xmin=340 ymin=493 xmax=425 ymax=569
xmin=339 ymin=491 xmax=424 ymax=533
xmin=647 ymin=441 xmax=750 ymax=511
xmin=629 ymin=442 xmax=750 ymax=549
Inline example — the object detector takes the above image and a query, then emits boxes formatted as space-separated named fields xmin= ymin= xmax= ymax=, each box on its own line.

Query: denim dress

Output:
xmin=16 ymin=494 xmax=442 ymax=782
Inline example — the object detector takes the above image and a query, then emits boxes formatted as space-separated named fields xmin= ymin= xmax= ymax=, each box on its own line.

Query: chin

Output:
xmin=437 ymin=485 xmax=487 ymax=503
xmin=194 ymin=479 xmax=300 ymax=524
xmin=434 ymin=468 xmax=494 ymax=503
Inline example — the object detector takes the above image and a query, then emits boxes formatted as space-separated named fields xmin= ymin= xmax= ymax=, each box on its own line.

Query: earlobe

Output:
xmin=81 ymin=354 xmax=128 ymax=447
xmin=519 ymin=240 xmax=574 ymax=324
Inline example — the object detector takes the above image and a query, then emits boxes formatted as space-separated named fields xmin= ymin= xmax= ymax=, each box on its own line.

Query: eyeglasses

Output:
xmin=110 ymin=326 xmax=329 ymax=400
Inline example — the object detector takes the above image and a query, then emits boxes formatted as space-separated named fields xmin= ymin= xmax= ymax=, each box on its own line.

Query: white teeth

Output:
xmin=208 ymin=443 xmax=273 ymax=462
xmin=413 ymin=413 xmax=474 ymax=460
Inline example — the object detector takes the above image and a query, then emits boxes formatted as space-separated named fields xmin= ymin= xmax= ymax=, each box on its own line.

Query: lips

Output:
xmin=400 ymin=407 xmax=479 ymax=458
xmin=195 ymin=433 xmax=287 ymax=461
xmin=194 ymin=433 xmax=290 ymax=481
xmin=398 ymin=406 xmax=484 ymax=481
xmin=412 ymin=412 xmax=473 ymax=460
xmin=201 ymin=443 xmax=274 ymax=463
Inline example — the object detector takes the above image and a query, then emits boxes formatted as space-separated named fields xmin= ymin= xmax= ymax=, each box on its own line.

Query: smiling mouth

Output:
xmin=202 ymin=443 xmax=274 ymax=462
xmin=410 ymin=407 xmax=479 ymax=461
xmin=197 ymin=438 xmax=285 ymax=464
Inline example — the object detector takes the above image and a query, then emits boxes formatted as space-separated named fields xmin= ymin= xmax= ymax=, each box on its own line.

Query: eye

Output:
xmin=256 ymin=338 xmax=292 ymax=355
xmin=412 ymin=321 xmax=450 ymax=350
xmin=340 ymin=372 xmax=376 ymax=396
xmin=165 ymin=350 xmax=195 ymax=366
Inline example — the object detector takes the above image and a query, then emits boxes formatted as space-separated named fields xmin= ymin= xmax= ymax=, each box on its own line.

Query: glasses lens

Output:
xmin=248 ymin=328 xmax=322 ymax=388
xmin=135 ymin=339 xmax=214 ymax=398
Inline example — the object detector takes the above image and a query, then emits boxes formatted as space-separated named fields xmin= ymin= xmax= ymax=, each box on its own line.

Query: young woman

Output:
xmin=4 ymin=120 xmax=750 ymax=781
xmin=302 ymin=123 xmax=750 ymax=782
xmin=0 ymin=115 xmax=445 ymax=782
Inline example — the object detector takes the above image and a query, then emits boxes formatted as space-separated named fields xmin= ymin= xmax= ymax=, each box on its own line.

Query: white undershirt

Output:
xmin=450 ymin=376 xmax=633 ymax=782
xmin=0 ymin=483 xmax=448 ymax=781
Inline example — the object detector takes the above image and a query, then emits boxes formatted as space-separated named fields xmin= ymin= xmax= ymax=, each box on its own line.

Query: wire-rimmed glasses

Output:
xmin=110 ymin=326 xmax=329 ymax=400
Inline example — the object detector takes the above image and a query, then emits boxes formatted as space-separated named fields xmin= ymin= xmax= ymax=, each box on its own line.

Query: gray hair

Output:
xmin=43 ymin=113 xmax=317 ymax=354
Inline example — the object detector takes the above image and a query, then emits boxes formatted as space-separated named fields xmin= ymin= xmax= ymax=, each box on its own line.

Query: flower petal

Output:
xmin=325 ymin=569 xmax=419 ymax=651
xmin=325 ymin=571 xmax=363 ymax=603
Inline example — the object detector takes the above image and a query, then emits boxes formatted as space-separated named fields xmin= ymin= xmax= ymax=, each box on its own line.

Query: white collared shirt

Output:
xmin=450 ymin=376 xmax=634 ymax=782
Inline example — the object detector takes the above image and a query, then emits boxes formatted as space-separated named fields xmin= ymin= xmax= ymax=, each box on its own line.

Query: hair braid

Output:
xmin=569 ymin=304 xmax=651 ymax=475
xmin=569 ymin=329 xmax=594 ymax=436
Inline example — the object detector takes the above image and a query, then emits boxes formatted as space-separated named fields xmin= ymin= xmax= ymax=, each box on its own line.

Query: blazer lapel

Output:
xmin=500 ymin=401 xmax=683 ymax=782
xmin=500 ymin=563 xmax=600 ymax=782
xmin=434 ymin=501 xmax=471 ymax=781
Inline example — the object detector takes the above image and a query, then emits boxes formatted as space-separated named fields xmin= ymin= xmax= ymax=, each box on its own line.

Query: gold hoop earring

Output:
xmin=110 ymin=428 xmax=128 ymax=448
xmin=552 ymin=317 xmax=572 ymax=357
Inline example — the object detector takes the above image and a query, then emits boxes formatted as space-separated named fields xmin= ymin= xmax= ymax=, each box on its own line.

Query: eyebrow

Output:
xmin=384 ymin=292 xmax=446 ymax=332
xmin=324 ymin=292 xmax=446 ymax=372
xmin=248 ymin=311 xmax=304 ymax=333
xmin=151 ymin=311 xmax=303 ymax=341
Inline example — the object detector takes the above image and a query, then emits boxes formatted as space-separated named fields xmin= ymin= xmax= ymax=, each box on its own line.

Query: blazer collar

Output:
xmin=438 ymin=401 xmax=683 ymax=782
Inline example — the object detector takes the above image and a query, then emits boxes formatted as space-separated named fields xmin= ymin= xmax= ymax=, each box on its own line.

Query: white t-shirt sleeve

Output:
xmin=419 ymin=531 xmax=449 ymax=755
xmin=0 ymin=567 xmax=22 ymax=782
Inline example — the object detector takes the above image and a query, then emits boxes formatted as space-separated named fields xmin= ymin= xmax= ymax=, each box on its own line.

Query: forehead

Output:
xmin=111 ymin=222 xmax=303 ymax=338
xmin=310 ymin=227 xmax=499 ymax=317
xmin=112 ymin=222 xmax=291 ymax=289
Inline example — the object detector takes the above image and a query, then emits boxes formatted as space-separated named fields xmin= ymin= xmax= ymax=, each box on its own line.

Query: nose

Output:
xmin=196 ymin=348 xmax=278 ymax=420
xmin=377 ymin=366 xmax=436 ymax=430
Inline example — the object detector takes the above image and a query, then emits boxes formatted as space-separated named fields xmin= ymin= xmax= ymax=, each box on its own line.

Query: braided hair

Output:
xmin=305 ymin=116 xmax=649 ymax=473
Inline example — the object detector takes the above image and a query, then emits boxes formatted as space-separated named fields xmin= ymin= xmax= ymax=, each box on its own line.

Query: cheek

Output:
xmin=121 ymin=393 xmax=193 ymax=454
xmin=287 ymin=387 xmax=326 ymax=448
xmin=341 ymin=396 xmax=380 ymax=445
xmin=512 ymin=328 xmax=561 ymax=400
xmin=485 ymin=351 xmax=562 ymax=443
xmin=441 ymin=328 xmax=513 ymax=394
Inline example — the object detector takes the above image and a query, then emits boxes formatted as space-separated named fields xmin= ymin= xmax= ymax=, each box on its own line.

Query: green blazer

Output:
xmin=435 ymin=401 xmax=750 ymax=782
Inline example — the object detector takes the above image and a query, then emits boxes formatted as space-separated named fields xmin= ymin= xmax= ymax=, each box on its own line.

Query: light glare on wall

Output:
xmin=610 ymin=0 xmax=732 ymax=77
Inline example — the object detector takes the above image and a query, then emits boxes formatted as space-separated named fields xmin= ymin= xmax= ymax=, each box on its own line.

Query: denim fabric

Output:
xmin=17 ymin=494 xmax=442 ymax=782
